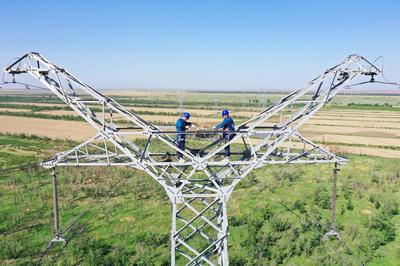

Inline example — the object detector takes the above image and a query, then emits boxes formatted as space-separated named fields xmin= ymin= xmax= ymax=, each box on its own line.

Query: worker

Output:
xmin=176 ymin=112 xmax=193 ymax=162
xmin=214 ymin=109 xmax=235 ymax=161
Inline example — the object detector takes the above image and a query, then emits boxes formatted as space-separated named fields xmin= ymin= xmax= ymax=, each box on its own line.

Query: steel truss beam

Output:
xmin=3 ymin=52 xmax=388 ymax=265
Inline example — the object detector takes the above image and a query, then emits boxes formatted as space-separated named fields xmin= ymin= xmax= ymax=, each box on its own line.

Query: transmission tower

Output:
xmin=178 ymin=94 xmax=184 ymax=114
xmin=214 ymin=95 xmax=218 ymax=111
xmin=3 ymin=52 xmax=397 ymax=265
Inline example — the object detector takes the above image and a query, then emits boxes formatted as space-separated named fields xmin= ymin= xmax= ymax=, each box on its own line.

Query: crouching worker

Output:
xmin=214 ymin=109 xmax=235 ymax=162
xmin=176 ymin=112 xmax=192 ymax=162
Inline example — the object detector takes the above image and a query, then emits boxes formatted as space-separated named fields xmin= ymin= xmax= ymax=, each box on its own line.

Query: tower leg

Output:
xmin=171 ymin=203 xmax=177 ymax=266
xmin=217 ymin=201 xmax=229 ymax=265
xmin=169 ymin=190 xmax=230 ymax=265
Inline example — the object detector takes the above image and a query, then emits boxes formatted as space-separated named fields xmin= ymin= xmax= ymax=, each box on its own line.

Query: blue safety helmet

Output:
xmin=183 ymin=112 xmax=190 ymax=119
xmin=222 ymin=110 xmax=229 ymax=117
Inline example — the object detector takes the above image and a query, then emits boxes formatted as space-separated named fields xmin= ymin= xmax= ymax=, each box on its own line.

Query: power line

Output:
xmin=260 ymin=174 xmax=362 ymax=265
xmin=36 ymin=168 xmax=132 ymax=265
xmin=3 ymin=52 xmax=395 ymax=265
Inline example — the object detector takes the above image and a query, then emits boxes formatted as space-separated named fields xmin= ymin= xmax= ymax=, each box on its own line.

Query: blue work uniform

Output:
xmin=215 ymin=116 xmax=235 ymax=157
xmin=176 ymin=117 xmax=192 ymax=159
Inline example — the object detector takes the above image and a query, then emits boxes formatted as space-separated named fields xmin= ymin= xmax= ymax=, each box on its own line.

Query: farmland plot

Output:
xmin=0 ymin=90 xmax=399 ymax=158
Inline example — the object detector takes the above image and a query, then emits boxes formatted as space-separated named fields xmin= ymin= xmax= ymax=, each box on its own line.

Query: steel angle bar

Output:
xmin=157 ymin=164 xmax=171 ymax=180
xmin=294 ymin=133 xmax=347 ymax=162
xmin=115 ymin=134 xmax=142 ymax=155
xmin=174 ymin=198 xmax=219 ymax=237
xmin=156 ymin=134 xmax=197 ymax=161
xmin=256 ymin=159 xmax=340 ymax=166
xmin=87 ymin=142 xmax=114 ymax=154
xmin=176 ymin=195 xmax=201 ymax=215
xmin=181 ymin=184 xmax=220 ymax=194
xmin=178 ymin=214 xmax=218 ymax=243
xmin=172 ymin=195 xmax=224 ymax=264
xmin=181 ymin=185 xmax=210 ymax=195
xmin=41 ymin=134 xmax=103 ymax=167
xmin=228 ymin=164 xmax=242 ymax=179
xmin=185 ymin=234 xmax=227 ymax=266
xmin=285 ymin=147 xmax=318 ymax=164
xmin=175 ymin=215 xmax=215 ymax=244
xmin=203 ymin=133 xmax=242 ymax=161
xmin=175 ymin=248 xmax=196 ymax=264
xmin=203 ymin=167 xmax=226 ymax=188
xmin=238 ymin=56 xmax=360 ymax=131
xmin=177 ymin=238 xmax=216 ymax=266
xmin=245 ymin=135 xmax=256 ymax=159
xmin=252 ymin=83 xmax=347 ymax=162
xmin=6 ymin=53 xmax=171 ymax=138
xmin=140 ymin=135 xmax=152 ymax=162
xmin=183 ymin=202 xmax=222 ymax=233
xmin=188 ymin=191 xmax=220 ymax=214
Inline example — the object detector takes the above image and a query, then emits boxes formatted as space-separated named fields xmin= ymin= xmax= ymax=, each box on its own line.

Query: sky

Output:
xmin=0 ymin=0 xmax=399 ymax=90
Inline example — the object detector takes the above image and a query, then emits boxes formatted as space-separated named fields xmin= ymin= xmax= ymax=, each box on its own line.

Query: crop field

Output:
xmin=0 ymin=89 xmax=400 ymax=158
xmin=0 ymin=89 xmax=400 ymax=265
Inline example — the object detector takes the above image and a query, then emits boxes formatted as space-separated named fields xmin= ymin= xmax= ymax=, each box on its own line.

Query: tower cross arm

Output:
xmin=4 ymin=52 xmax=174 ymax=141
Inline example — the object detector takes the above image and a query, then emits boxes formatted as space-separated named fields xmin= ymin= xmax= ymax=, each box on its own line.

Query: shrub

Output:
xmin=382 ymin=199 xmax=399 ymax=216
xmin=313 ymin=185 xmax=331 ymax=210
xmin=340 ymin=204 xmax=346 ymax=215
xmin=371 ymin=174 xmax=379 ymax=184
xmin=294 ymin=199 xmax=306 ymax=213
xmin=237 ymin=172 xmax=258 ymax=188
xmin=230 ymin=253 xmax=247 ymax=265
xmin=272 ymin=166 xmax=302 ymax=184
xmin=370 ymin=213 xmax=396 ymax=242
xmin=272 ymin=218 xmax=291 ymax=232
xmin=346 ymin=199 xmax=354 ymax=210
xmin=263 ymin=203 xmax=274 ymax=220
xmin=369 ymin=194 xmax=376 ymax=203
xmin=229 ymin=215 xmax=246 ymax=226
xmin=342 ymin=181 xmax=353 ymax=200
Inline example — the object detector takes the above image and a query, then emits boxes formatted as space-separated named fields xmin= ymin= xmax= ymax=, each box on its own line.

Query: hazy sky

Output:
xmin=1 ymin=0 xmax=399 ymax=90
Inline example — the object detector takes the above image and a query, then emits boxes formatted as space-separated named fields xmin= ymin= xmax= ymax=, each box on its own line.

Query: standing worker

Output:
xmin=214 ymin=110 xmax=235 ymax=162
xmin=176 ymin=112 xmax=193 ymax=162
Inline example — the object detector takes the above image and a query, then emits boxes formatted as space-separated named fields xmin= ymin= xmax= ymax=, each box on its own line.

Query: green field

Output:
xmin=1 ymin=133 xmax=400 ymax=265
xmin=1 ymin=90 xmax=400 ymax=265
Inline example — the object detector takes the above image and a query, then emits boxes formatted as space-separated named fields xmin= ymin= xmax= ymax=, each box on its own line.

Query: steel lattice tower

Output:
xmin=3 ymin=53 xmax=393 ymax=265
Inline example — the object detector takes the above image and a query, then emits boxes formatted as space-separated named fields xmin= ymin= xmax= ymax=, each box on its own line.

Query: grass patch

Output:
xmin=330 ymin=103 xmax=400 ymax=112
xmin=0 ymin=134 xmax=399 ymax=264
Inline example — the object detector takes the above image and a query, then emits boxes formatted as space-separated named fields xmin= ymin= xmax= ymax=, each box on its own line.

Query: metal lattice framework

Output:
xmin=3 ymin=52 xmax=392 ymax=265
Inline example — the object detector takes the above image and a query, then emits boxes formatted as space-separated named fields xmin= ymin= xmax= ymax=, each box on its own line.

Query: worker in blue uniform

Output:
xmin=214 ymin=110 xmax=235 ymax=161
xmin=176 ymin=112 xmax=193 ymax=162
